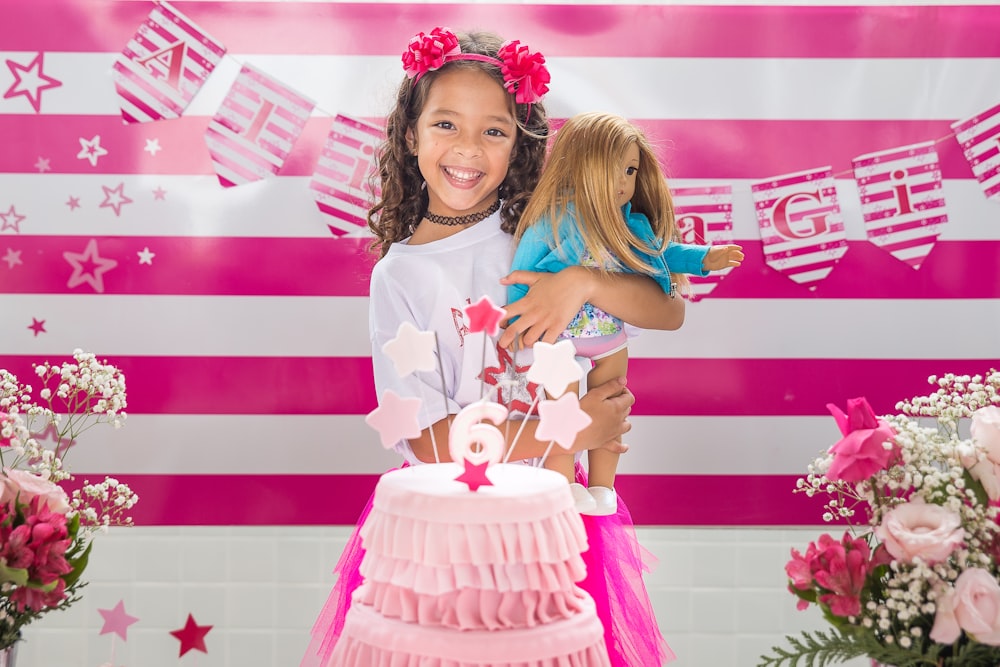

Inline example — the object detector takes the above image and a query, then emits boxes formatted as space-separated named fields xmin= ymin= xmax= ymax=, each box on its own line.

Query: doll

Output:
xmin=507 ymin=111 xmax=743 ymax=515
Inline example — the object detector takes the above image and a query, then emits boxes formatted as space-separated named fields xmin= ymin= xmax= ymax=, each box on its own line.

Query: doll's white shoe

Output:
xmin=570 ymin=483 xmax=597 ymax=513
xmin=586 ymin=486 xmax=618 ymax=516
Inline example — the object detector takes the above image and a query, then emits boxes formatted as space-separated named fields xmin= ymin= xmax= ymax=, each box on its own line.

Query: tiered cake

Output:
xmin=328 ymin=461 xmax=610 ymax=666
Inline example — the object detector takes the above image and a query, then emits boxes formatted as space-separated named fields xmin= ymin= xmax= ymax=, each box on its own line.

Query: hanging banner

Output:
xmin=111 ymin=0 xmax=226 ymax=123
xmin=852 ymin=141 xmax=948 ymax=270
xmin=751 ymin=167 xmax=848 ymax=291
xmin=672 ymin=184 xmax=736 ymax=301
xmin=309 ymin=114 xmax=384 ymax=236
xmin=204 ymin=64 xmax=315 ymax=187
xmin=952 ymin=101 xmax=1000 ymax=203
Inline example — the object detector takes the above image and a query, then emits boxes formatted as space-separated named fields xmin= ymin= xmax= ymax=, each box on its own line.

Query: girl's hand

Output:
xmin=702 ymin=244 xmax=744 ymax=272
xmin=499 ymin=267 xmax=591 ymax=349
xmin=573 ymin=376 xmax=633 ymax=455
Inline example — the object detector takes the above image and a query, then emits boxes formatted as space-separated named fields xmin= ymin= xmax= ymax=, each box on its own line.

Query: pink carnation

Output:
xmin=825 ymin=397 xmax=897 ymax=483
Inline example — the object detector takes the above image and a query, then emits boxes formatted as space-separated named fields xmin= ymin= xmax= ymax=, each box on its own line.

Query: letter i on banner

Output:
xmin=671 ymin=184 xmax=736 ymax=301
xmin=852 ymin=141 xmax=948 ymax=270
xmin=750 ymin=167 xmax=848 ymax=291
xmin=204 ymin=64 xmax=316 ymax=187
xmin=309 ymin=114 xmax=384 ymax=236
xmin=112 ymin=0 xmax=226 ymax=123
xmin=952 ymin=100 xmax=1000 ymax=203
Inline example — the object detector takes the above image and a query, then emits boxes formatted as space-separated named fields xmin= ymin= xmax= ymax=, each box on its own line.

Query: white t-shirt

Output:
xmin=368 ymin=211 xmax=537 ymax=464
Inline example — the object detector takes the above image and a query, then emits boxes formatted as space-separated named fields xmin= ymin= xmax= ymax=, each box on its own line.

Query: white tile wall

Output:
xmin=16 ymin=526 xmax=873 ymax=667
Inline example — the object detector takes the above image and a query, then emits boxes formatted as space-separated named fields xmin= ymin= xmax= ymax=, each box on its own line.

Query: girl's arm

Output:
xmin=499 ymin=267 xmax=684 ymax=348
xmin=407 ymin=376 xmax=634 ymax=463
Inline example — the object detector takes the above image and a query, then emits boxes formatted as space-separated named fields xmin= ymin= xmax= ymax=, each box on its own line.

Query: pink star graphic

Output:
xmin=97 ymin=599 xmax=140 ymax=641
xmin=0 ymin=206 xmax=26 ymax=233
xmin=66 ymin=196 xmax=81 ymax=210
xmin=481 ymin=343 xmax=537 ymax=414
xmin=32 ymin=423 xmax=75 ymax=459
xmin=27 ymin=318 xmax=45 ymax=337
xmin=364 ymin=389 xmax=423 ymax=449
xmin=454 ymin=458 xmax=493 ymax=492
xmin=3 ymin=53 xmax=62 ymax=113
xmin=536 ymin=393 xmax=592 ymax=451
xmin=99 ymin=182 xmax=133 ymax=217
xmin=34 ymin=157 xmax=50 ymax=173
xmin=152 ymin=186 xmax=167 ymax=200
xmin=63 ymin=238 xmax=118 ymax=293
xmin=170 ymin=613 xmax=212 ymax=657
xmin=2 ymin=248 xmax=22 ymax=268
xmin=464 ymin=295 xmax=506 ymax=336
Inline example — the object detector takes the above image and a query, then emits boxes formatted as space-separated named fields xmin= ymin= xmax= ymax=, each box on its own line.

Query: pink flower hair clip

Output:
xmin=402 ymin=27 xmax=550 ymax=108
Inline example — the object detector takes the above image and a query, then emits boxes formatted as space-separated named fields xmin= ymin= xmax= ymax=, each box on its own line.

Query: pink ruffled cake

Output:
xmin=329 ymin=462 xmax=611 ymax=666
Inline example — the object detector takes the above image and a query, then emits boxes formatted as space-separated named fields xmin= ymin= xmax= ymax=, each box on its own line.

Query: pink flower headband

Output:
xmin=401 ymin=27 xmax=550 ymax=107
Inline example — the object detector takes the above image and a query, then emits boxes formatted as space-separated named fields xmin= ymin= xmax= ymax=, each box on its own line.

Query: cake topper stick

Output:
xmin=463 ymin=296 xmax=508 ymax=400
xmin=502 ymin=390 xmax=540 ymax=464
xmin=534 ymin=393 xmax=592 ymax=469
xmin=381 ymin=321 xmax=444 ymax=462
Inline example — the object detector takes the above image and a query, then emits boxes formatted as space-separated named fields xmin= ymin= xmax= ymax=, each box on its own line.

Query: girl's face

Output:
xmin=407 ymin=67 xmax=516 ymax=219
xmin=615 ymin=142 xmax=641 ymax=208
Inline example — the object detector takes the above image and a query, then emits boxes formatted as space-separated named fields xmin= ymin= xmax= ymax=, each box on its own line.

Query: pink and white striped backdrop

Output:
xmin=2 ymin=1 xmax=999 ymax=526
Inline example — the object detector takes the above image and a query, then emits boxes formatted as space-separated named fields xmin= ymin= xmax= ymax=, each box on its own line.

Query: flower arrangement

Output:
xmin=0 ymin=350 xmax=138 ymax=651
xmin=760 ymin=370 xmax=1000 ymax=667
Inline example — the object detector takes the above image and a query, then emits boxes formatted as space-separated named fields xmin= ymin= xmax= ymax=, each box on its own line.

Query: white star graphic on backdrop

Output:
xmin=34 ymin=157 xmax=50 ymax=172
xmin=144 ymin=139 xmax=162 ymax=156
xmin=3 ymin=248 xmax=22 ymax=268
xmin=63 ymin=238 xmax=118 ymax=292
xmin=0 ymin=206 xmax=26 ymax=233
xmin=77 ymin=135 xmax=109 ymax=167
xmin=3 ymin=53 xmax=62 ymax=112
xmin=137 ymin=247 xmax=155 ymax=265
xmin=99 ymin=183 xmax=132 ymax=216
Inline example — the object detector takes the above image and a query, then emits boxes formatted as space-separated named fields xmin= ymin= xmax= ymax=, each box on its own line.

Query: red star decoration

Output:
xmin=464 ymin=295 xmax=506 ymax=336
xmin=481 ymin=343 xmax=538 ymax=414
xmin=170 ymin=613 xmax=212 ymax=657
xmin=454 ymin=458 xmax=493 ymax=492
xmin=27 ymin=317 xmax=46 ymax=337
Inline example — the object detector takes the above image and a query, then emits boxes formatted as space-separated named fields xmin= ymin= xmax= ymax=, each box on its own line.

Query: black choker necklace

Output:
xmin=423 ymin=199 xmax=501 ymax=227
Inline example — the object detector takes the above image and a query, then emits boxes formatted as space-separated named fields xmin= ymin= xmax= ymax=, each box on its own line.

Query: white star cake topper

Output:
xmin=365 ymin=389 xmax=423 ymax=449
xmin=382 ymin=321 xmax=437 ymax=377
xmin=526 ymin=339 xmax=583 ymax=398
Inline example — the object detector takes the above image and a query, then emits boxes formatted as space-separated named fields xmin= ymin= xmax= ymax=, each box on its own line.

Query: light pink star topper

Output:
xmin=365 ymin=389 xmax=423 ymax=449
xmin=536 ymin=393 xmax=592 ymax=450
xmin=526 ymin=339 xmax=583 ymax=398
xmin=464 ymin=295 xmax=507 ymax=336
xmin=97 ymin=599 xmax=140 ymax=641
xmin=382 ymin=321 xmax=437 ymax=377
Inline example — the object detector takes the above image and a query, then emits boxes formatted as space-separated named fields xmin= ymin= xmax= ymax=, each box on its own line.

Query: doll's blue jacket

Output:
xmin=507 ymin=202 xmax=709 ymax=304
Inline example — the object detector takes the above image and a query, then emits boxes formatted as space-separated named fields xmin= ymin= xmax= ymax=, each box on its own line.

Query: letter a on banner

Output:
xmin=204 ymin=64 xmax=316 ymax=187
xmin=852 ymin=141 xmax=948 ymax=270
xmin=750 ymin=167 xmax=848 ymax=291
xmin=309 ymin=114 xmax=384 ymax=236
xmin=952 ymin=100 xmax=1000 ymax=203
xmin=671 ymin=184 xmax=736 ymax=301
xmin=112 ymin=1 xmax=226 ymax=123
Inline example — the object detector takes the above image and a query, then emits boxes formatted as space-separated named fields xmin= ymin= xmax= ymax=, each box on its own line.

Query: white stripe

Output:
xmin=4 ymin=175 xmax=998 ymax=241
xmin=4 ymin=52 xmax=1000 ymax=120
xmin=61 ymin=413 xmax=831 ymax=476
xmin=3 ymin=295 xmax=997 ymax=359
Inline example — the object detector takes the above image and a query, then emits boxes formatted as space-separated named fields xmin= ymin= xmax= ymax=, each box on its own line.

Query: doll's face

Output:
xmin=615 ymin=143 xmax=640 ymax=208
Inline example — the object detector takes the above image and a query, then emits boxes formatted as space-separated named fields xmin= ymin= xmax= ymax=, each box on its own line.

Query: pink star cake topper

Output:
xmin=536 ymin=393 xmax=592 ymax=450
xmin=526 ymin=339 xmax=583 ymax=398
xmin=464 ymin=295 xmax=507 ymax=336
xmin=454 ymin=458 xmax=493 ymax=492
xmin=170 ymin=613 xmax=212 ymax=657
xmin=97 ymin=599 xmax=140 ymax=641
xmin=382 ymin=321 xmax=437 ymax=377
xmin=365 ymin=389 xmax=423 ymax=449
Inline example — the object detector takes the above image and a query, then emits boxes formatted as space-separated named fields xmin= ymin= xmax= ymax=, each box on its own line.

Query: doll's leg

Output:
xmin=585 ymin=347 xmax=629 ymax=515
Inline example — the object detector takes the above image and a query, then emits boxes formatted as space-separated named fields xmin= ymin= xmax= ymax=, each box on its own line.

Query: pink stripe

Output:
xmin=0 ymin=117 xmax=977 ymax=180
xmin=4 ymin=3 xmax=1000 ymax=58
xmin=153 ymin=2 xmax=226 ymax=58
xmin=1 ymin=357 xmax=994 ymax=417
xmin=2 ymin=237 xmax=997 ymax=298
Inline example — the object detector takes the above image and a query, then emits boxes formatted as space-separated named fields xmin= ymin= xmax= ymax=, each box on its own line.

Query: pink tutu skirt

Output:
xmin=300 ymin=465 xmax=675 ymax=667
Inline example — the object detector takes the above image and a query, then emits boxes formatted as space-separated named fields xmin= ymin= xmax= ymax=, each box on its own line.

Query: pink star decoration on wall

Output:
xmin=97 ymin=599 xmax=140 ymax=641
xmin=536 ymin=393 xmax=592 ymax=450
xmin=455 ymin=458 xmax=493 ymax=492
xmin=3 ymin=53 xmax=62 ymax=112
xmin=27 ymin=318 xmax=45 ymax=337
xmin=464 ymin=295 xmax=506 ymax=336
xmin=170 ymin=613 xmax=212 ymax=657
xmin=63 ymin=238 xmax=118 ymax=293
xmin=365 ymin=389 xmax=423 ymax=449
xmin=526 ymin=340 xmax=583 ymax=398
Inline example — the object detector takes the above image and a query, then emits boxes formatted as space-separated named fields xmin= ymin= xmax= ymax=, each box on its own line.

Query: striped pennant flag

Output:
xmin=672 ymin=184 xmax=736 ymax=301
xmin=309 ymin=114 xmax=384 ymax=236
xmin=952 ymin=101 xmax=1000 ymax=203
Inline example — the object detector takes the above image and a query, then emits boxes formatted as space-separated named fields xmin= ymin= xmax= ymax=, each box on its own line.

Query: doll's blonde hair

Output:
xmin=515 ymin=112 xmax=688 ymax=289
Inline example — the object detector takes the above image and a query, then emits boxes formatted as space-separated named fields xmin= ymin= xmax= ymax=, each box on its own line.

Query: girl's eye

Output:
xmin=625 ymin=167 xmax=638 ymax=176
xmin=485 ymin=128 xmax=507 ymax=137
xmin=434 ymin=121 xmax=455 ymax=130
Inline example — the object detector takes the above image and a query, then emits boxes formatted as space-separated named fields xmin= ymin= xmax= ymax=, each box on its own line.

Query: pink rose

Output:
xmin=931 ymin=568 xmax=1000 ymax=645
xmin=1 ymin=468 xmax=70 ymax=514
xmin=875 ymin=498 xmax=963 ymax=564
xmin=964 ymin=407 xmax=1000 ymax=500
xmin=825 ymin=397 xmax=897 ymax=483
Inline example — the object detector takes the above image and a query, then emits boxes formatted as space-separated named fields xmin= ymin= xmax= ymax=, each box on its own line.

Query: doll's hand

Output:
xmin=499 ymin=267 xmax=591 ymax=349
xmin=702 ymin=244 xmax=744 ymax=272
